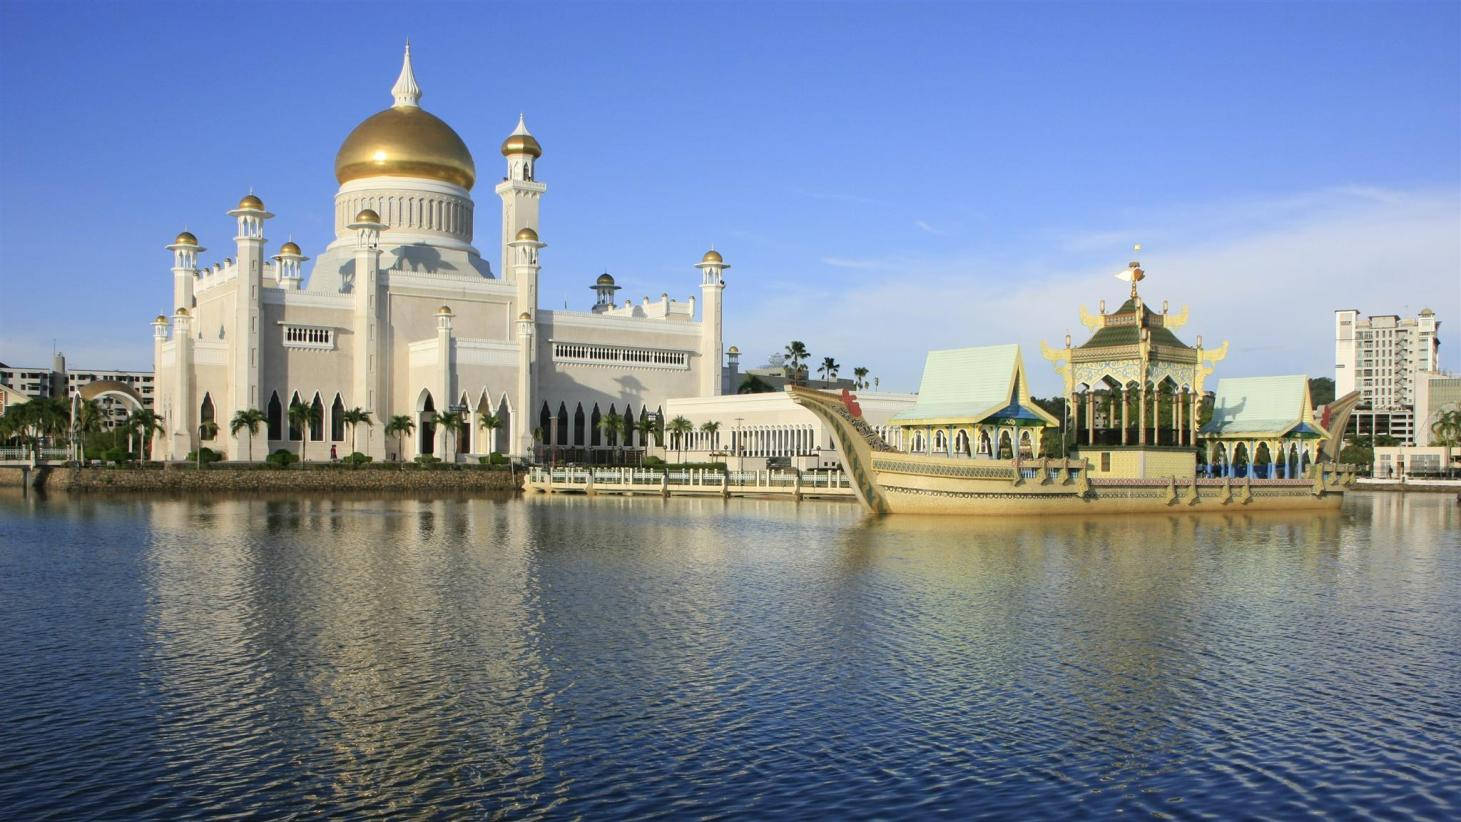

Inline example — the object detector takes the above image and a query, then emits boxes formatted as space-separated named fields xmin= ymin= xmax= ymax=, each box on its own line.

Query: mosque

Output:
xmin=150 ymin=46 xmax=729 ymax=462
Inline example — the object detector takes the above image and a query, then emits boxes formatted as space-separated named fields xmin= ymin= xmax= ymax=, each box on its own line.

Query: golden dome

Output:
xmin=336 ymin=106 xmax=476 ymax=190
xmin=514 ymin=227 xmax=539 ymax=242
xmin=354 ymin=208 xmax=381 ymax=224
xmin=501 ymin=132 xmax=542 ymax=158
xmin=701 ymin=249 xmax=723 ymax=264
xmin=595 ymin=272 xmax=616 ymax=286
xmin=173 ymin=230 xmax=198 ymax=246
xmin=154 ymin=314 xmax=168 ymax=324
xmin=437 ymin=304 xmax=454 ymax=315
xmin=278 ymin=241 xmax=302 ymax=256
xmin=727 ymin=345 xmax=740 ymax=354
xmin=174 ymin=307 xmax=190 ymax=317
xmin=238 ymin=194 xmax=265 ymax=211
xmin=519 ymin=311 xmax=533 ymax=321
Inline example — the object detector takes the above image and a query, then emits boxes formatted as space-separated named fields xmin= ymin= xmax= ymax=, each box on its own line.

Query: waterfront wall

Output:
xmin=0 ymin=465 xmax=523 ymax=494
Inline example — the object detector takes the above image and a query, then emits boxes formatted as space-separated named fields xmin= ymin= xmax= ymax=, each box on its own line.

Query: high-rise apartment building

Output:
xmin=1334 ymin=308 xmax=1441 ymax=444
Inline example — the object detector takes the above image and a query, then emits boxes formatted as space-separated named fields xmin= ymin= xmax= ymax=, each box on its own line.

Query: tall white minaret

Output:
xmin=171 ymin=307 xmax=195 ymax=462
xmin=227 ymin=193 xmax=271 ymax=457
xmin=695 ymin=249 xmax=728 ymax=397
xmin=509 ymin=227 xmax=544 ymax=458
xmin=495 ymin=115 xmax=546 ymax=281
xmin=349 ymin=208 xmax=388 ymax=458
xmin=166 ymin=231 xmax=202 ymax=313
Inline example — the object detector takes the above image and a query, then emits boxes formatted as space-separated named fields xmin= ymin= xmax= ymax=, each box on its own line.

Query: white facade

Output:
xmin=663 ymin=391 xmax=915 ymax=470
xmin=1334 ymin=308 xmax=1442 ymax=445
xmin=150 ymin=48 xmax=729 ymax=463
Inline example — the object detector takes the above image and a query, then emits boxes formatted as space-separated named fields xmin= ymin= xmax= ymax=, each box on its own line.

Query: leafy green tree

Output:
xmin=127 ymin=408 xmax=165 ymax=461
xmin=635 ymin=415 xmax=659 ymax=448
xmin=784 ymin=341 xmax=809 ymax=385
xmin=853 ymin=367 xmax=870 ymax=390
xmin=738 ymin=375 xmax=775 ymax=394
xmin=699 ymin=420 xmax=721 ymax=450
xmin=341 ymin=407 xmax=373 ymax=454
xmin=385 ymin=415 xmax=415 ymax=461
xmin=1308 ymin=377 xmax=1336 ymax=407
xmin=436 ymin=410 xmax=465 ymax=463
xmin=287 ymin=400 xmax=321 ymax=462
xmin=667 ymin=415 xmax=693 ymax=462
xmin=478 ymin=412 xmax=502 ymax=455
xmin=599 ymin=410 xmax=622 ymax=451
xmin=819 ymin=357 xmax=839 ymax=382
xmin=230 ymin=408 xmax=265 ymax=461
xmin=197 ymin=420 xmax=219 ymax=468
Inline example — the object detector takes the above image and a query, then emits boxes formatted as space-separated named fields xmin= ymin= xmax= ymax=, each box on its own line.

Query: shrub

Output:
xmin=478 ymin=452 xmax=510 ymax=466
xmin=102 ymin=447 xmax=132 ymax=465
xmin=266 ymin=449 xmax=299 ymax=469
xmin=185 ymin=447 xmax=224 ymax=466
xmin=342 ymin=452 xmax=372 ymax=467
xmin=414 ymin=454 xmax=442 ymax=469
xmin=642 ymin=455 xmax=666 ymax=468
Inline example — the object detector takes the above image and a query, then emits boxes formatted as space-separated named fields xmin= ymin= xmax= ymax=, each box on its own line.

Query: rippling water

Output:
xmin=1 ymin=490 xmax=1458 ymax=819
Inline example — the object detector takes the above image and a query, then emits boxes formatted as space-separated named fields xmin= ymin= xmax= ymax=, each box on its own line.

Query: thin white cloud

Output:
xmin=914 ymin=220 xmax=945 ymax=236
xmin=819 ymin=256 xmax=887 ymax=270
xmin=728 ymin=186 xmax=1460 ymax=396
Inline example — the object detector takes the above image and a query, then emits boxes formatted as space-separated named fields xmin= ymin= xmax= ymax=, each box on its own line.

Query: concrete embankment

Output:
xmin=0 ymin=465 xmax=522 ymax=494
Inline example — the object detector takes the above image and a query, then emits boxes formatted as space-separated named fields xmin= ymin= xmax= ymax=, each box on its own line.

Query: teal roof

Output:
xmin=1202 ymin=375 xmax=1311 ymax=437
xmin=893 ymin=344 xmax=1053 ymax=425
xmin=1078 ymin=300 xmax=1192 ymax=350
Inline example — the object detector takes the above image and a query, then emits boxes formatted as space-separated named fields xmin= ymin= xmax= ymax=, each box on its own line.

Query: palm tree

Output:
xmin=599 ymin=410 xmax=622 ymax=454
xmin=699 ymin=420 xmax=721 ymax=451
xmin=819 ymin=357 xmax=839 ymax=383
xmin=75 ymin=399 xmax=105 ymax=462
xmin=127 ymin=408 xmax=165 ymax=462
xmin=437 ymin=410 xmax=465 ymax=463
xmin=341 ymin=407 xmax=373 ymax=454
xmin=667 ymin=416 xmax=693 ymax=463
xmin=1434 ymin=406 xmax=1461 ymax=478
xmin=287 ymin=400 xmax=320 ymax=462
xmin=385 ymin=415 xmax=415 ymax=462
xmin=230 ymin=408 xmax=265 ymax=462
xmin=853 ymin=367 xmax=870 ymax=390
xmin=197 ymin=420 xmax=219 ymax=468
xmin=635 ymin=415 xmax=658 ymax=450
xmin=478 ymin=412 xmax=502 ymax=455
xmin=784 ymin=340 xmax=809 ymax=385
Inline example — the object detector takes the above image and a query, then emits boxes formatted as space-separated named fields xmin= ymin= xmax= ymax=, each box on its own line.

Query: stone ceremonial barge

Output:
xmin=788 ymin=260 xmax=1360 ymax=515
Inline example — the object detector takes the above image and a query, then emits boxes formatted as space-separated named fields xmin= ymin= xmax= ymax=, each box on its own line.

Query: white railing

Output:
xmin=530 ymin=466 xmax=851 ymax=493
xmin=551 ymin=341 xmax=689 ymax=370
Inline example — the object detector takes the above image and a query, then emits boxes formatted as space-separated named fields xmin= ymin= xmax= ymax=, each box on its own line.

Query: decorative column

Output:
xmin=349 ymin=209 xmax=388 ymax=459
xmin=172 ymin=308 xmax=195 ymax=463
xmin=1086 ymin=391 xmax=1095 ymax=446
xmin=1152 ymin=384 xmax=1161 ymax=446
xmin=435 ymin=305 xmax=454 ymax=460
xmin=227 ymin=195 xmax=271 ymax=460
xmin=151 ymin=314 xmax=169 ymax=458
xmin=695 ymin=250 xmax=728 ymax=398
xmin=515 ymin=311 xmax=535 ymax=458
xmin=1120 ymin=386 xmax=1130 ymax=445
xmin=1138 ymin=383 xmax=1148 ymax=445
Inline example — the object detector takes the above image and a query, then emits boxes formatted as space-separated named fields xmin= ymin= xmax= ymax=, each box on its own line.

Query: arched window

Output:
xmin=199 ymin=393 xmax=216 ymax=440
xmin=496 ymin=397 xmax=511 ymax=454
xmin=309 ymin=394 xmax=325 ymax=441
xmin=557 ymin=403 xmax=569 ymax=446
xmin=330 ymin=395 xmax=345 ymax=442
xmin=266 ymin=392 xmax=282 ymax=441
xmin=420 ymin=393 xmax=436 ymax=455
xmin=574 ymin=404 xmax=586 ymax=447
xmin=288 ymin=392 xmax=303 ymax=441
xmin=590 ymin=404 xmax=601 ymax=446
xmin=539 ymin=403 xmax=551 ymax=445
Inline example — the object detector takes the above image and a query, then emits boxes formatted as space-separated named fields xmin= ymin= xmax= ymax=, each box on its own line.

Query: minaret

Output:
xmin=435 ymin=304 xmax=455 ymax=459
xmin=509 ymin=227 xmax=544 ymax=321
xmin=151 ymin=314 xmax=168 ymax=456
xmin=348 ymin=208 xmax=389 ymax=457
xmin=695 ymin=249 xmax=728 ymax=397
xmin=515 ymin=311 xmax=535 ymax=458
xmin=227 ymin=193 xmax=272 ymax=458
xmin=272 ymin=240 xmax=307 ymax=291
xmin=495 ymin=114 xmax=546 ymax=281
xmin=166 ymin=231 xmax=203 ymax=312
xmin=591 ymin=272 xmax=620 ymax=312
xmin=172 ymin=307 xmax=195 ymax=462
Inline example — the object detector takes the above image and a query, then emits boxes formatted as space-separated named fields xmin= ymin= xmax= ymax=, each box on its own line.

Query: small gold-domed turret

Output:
xmin=501 ymin=114 xmax=542 ymax=158
xmin=238 ymin=194 xmax=265 ymax=211
xmin=174 ymin=307 xmax=190 ymax=317
xmin=278 ymin=241 xmax=302 ymax=256
xmin=701 ymin=249 xmax=723 ymax=264
xmin=354 ymin=208 xmax=381 ymax=224
xmin=727 ymin=345 xmax=740 ymax=354
xmin=437 ymin=304 xmax=454 ymax=315
xmin=519 ymin=311 xmax=533 ymax=321
xmin=596 ymin=272 xmax=615 ymax=286
xmin=515 ymin=227 xmax=539 ymax=242
xmin=154 ymin=314 xmax=168 ymax=324
xmin=174 ymin=230 xmax=198 ymax=246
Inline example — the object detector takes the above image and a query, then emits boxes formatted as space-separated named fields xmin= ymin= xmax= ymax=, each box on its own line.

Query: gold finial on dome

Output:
xmin=501 ymin=113 xmax=542 ymax=158
xmin=173 ymin=230 xmax=198 ymax=246
xmin=237 ymin=194 xmax=265 ymax=211
xmin=514 ymin=226 xmax=539 ymax=242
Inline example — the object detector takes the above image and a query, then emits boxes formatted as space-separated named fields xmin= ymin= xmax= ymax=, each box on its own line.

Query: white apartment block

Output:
xmin=0 ymin=353 xmax=154 ymax=426
xmin=1334 ymin=308 xmax=1441 ymax=444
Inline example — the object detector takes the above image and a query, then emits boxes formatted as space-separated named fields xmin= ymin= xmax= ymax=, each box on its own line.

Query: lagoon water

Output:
xmin=1 ymin=490 xmax=1458 ymax=819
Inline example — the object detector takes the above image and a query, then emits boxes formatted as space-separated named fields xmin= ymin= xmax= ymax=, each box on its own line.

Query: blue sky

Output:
xmin=1 ymin=1 xmax=1457 ymax=394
